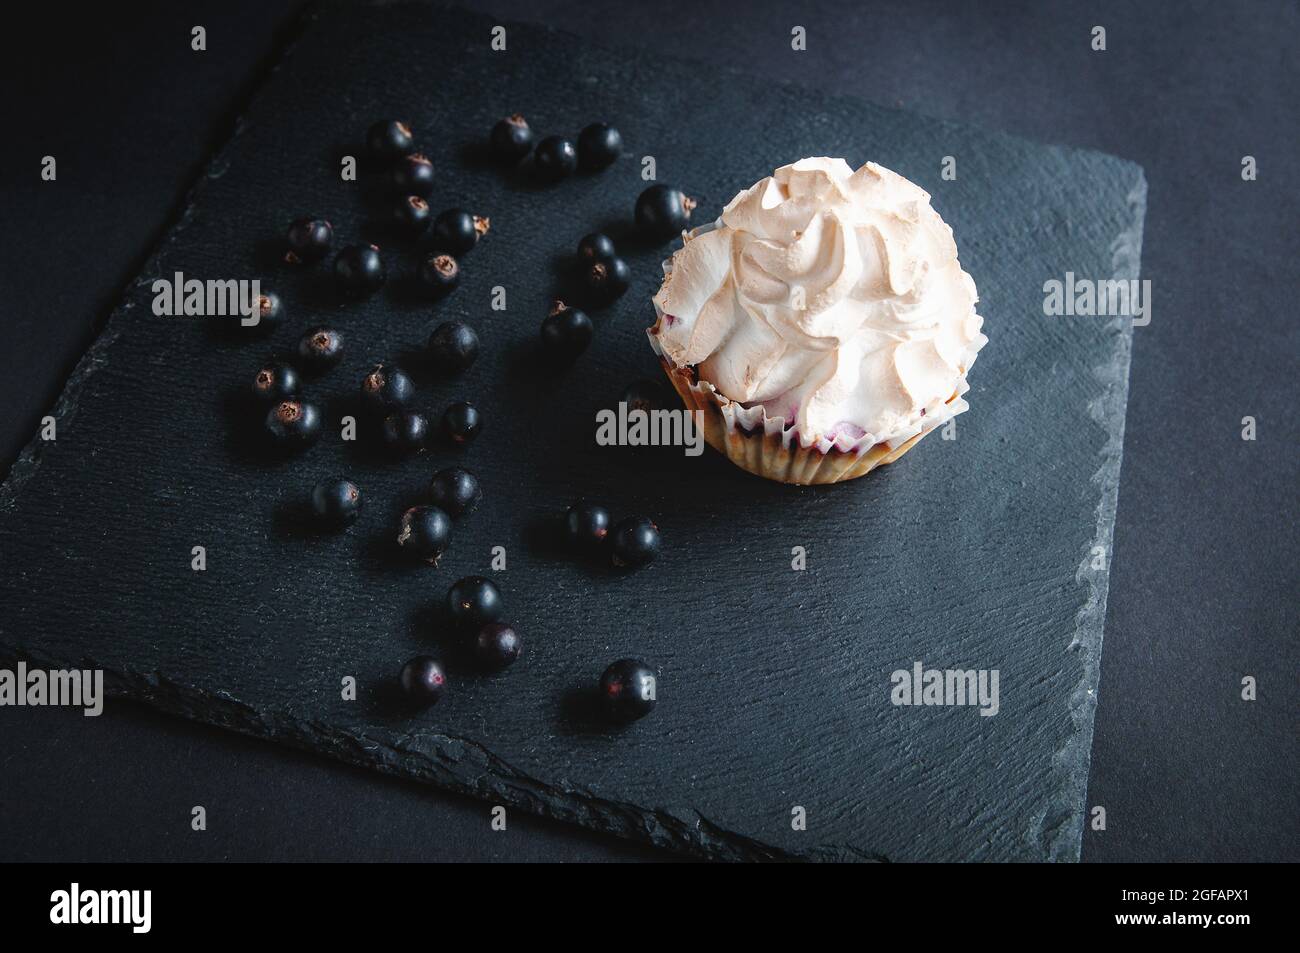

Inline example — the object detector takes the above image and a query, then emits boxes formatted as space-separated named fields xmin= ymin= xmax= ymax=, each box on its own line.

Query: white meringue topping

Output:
xmin=652 ymin=158 xmax=986 ymax=449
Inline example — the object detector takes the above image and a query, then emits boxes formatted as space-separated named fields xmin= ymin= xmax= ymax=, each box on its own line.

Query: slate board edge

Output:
xmin=0 ymin=1 xmax=324 ymax=512
xmin=0 ymin=645 xmax=879 ymax=862
xmin=0 ymin=2 xmax=1148 ymax=862
xmin=1040 ymin=175 xmax=1147 ymax=861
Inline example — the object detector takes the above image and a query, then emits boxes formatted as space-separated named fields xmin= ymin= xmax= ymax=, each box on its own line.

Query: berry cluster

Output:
xmin=251 ymin=116 xmax=499 ymax=454
xmin=564 ymin=501 xmax=661 ymax=569
xmin=400 ymin=574 xmax=653 ymax=724
xmin=248 ymin=325 xmax=331 ymax=452
xmin=576 ymin=232 xmax=631 ymax=307
xmin=231 ymin=113 xmax=670 ymax=726
xmin=399 ymin=576 xmax=522 ymax=708
xmin=394 ymin=466 xmax=482 ymax=566
xmin=415 ymin=208 xmax=490 ymax=299
xmin=358 ymin=363 xmax=423 ymax=455
xmin=365 ymin=120 xmax=494 ymax=299
xmin=534 ymin=191 xmax=694 ymax=364
xmin=488 ymin=115 xmax=622 ymax=183
xmin=252 ymin=120 xmax=486 ymax=455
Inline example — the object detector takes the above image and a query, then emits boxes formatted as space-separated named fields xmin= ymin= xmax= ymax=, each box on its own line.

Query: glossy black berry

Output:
xmin=577 ymin=122 xmax=622 ymax=171
xmin=399 ymin=655 xmax=446 ymax=706
xmin=533 ymin=136 xmax=577 ymax=183
xmin=428 ymin=467 xmax=481 ymax=518
xmin=311 ymin=478 xmax=362 ymax=527
xmin=473 ymin=623 xmax=521 ymax=671
xmin=366 ymin=119 xmax=413 ymax=161
xmin=381 ymin=410 xmax=429 ymax=454
xmin=583 ymin=256 xmax=631 ymax=305
xmin=264 ymin=399 xmax=322 ymax=448
xmin=540 ymin=301 xmax=593 ymax=361
xmin=419 ymin=253 xmax=460 ymax=297
xmin=432 ymin=208 xmax=489 ymax=255
xmin=576 ymin=232 xmax=617 ymax=264
xmin=296 ymin=327 xmax=345 ymax=372
xmin=251 ymin=361 xmax=298 ymax=402
xmin=599 ymin=659 xmax=657 ymax=721
xmin=285 ymin=218 xmax=333 ymax=264
xmin=564 ymin=501 xmax=611 ymax=552
xmin=441 ymin=401 xmax=481 ymax=444
xmin=635 ymin=184 xmax=696 ymax=242
xmin=249 ymin=291 xmax=284 ymax=334
xmin=426 ymin=320 xmax=479 ymax=374
xmin=610 ymin=516 xmax=660 ymax=568
xmin=334 ymin=244 xmax=386 ymax=295
xmin=392 ymin=195 xmax=431 ymax=236
xmin=489 ymin=114 xmax=534 ymax=164
xmin=446 ymin=576 xmax=502 ymax=629
xmin=391 ymin=153 xmax=435 ymax=196
xmin=396 ymin=505 xmax=452 ymax=564
xmin=360 ymin=363 xmax=414 ymax=413
xmin=620 ymin=378 xmax=670 ymax=415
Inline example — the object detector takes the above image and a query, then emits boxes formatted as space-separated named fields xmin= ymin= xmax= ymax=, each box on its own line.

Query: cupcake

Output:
xmin=648 ymin=158 xmax=986 ymax=485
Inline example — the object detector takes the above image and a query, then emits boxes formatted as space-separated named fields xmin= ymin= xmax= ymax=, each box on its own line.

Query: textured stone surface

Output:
xmin=0 ymin=2 xmax=1144 ymax=860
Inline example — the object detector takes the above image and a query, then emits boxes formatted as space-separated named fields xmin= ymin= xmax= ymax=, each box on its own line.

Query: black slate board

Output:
xmin=0 ymin=1 xmax=1145 ymax=861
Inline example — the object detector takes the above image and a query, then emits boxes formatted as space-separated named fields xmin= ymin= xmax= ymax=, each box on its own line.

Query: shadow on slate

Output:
xmin=0 ymin=1 xmax=1145 ymax=861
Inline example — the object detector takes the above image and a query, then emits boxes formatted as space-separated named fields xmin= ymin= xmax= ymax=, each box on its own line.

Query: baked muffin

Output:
xmin=647 ymin=157 xmax=986 ymax=484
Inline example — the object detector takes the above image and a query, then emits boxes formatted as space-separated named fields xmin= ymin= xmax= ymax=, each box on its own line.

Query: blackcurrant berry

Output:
xmin=599 ymin=659 xmax=657 ymax=721
xmin=419 ymin=253 xmax=460 ymax=297
xmin=285 ymin=218 xmax=333 ymax=264
xmin=432 ymin=208 xmax=489 ymax=255
xmin=360 ymin=363 xmax=414 ymax=413
xmin=635 ymin=184 xmax=696 ymax=242
xmin=399 ymin=655 xmax=446 ymax=706
xmin=576 ymin=232 xmax=617 ymax=264
xmin=583 ymin=256 xmax=631 ymax=305
xmin=446 ymin=576 xmax=502 ymax=629
xmin=252 ymin=361 xmax=299 ymax=402
xmin=426 ymin=320 xmax=479 ymax=374
xmin=620 ymin=379 xmax=670 ymax=415
xmin=397 ymin=506 xmax=452 ymax=564
xmin=428 ymin=466 xmax=481 ymax=518
xmin=441 ymin=401 xmax=481 ymax=444
xmin=392 ymin=195 xmax=431 ymax=236
xmin=610 ymin=516 xmax=660 ymax=568
xmin=533 ymin=136 xmax=577 ymax=182
xmin=381 ymin=410 xmax=429 ymax=454
xmin=265 ymin=399 xmax=322 ymax=448
xmin=297 ymin=327 xmax=345 ymax=372
xmin=473 ymin=623 xmax=521 ymax=671
xmin=366 ymin=119 xmax=413 ymax=161
xmin=248 ymin=291 xmax=284 ymax=334
xmin=334 ymin=244 xmax=386 ymax=295
xmin=577 ymin=122 xmax=622 ymax=171
xmin=391 ymin=153 xmax=435 ymax=196
xmin=564 ymin=501 xmax=611 ymax=551
xmin=540 ymin=300 xmax=593 ymax=361
xmin=311 ymin=478 xmax=362 ymax=527
xmin=489 ymin=114 xmax=534 ymax=164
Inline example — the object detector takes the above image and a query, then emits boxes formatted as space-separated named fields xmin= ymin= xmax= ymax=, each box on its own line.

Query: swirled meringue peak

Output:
xmin=651 ymin=157 xmax=987 ymax=451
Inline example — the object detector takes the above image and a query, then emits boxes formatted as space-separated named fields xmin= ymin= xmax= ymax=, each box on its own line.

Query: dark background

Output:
xmin=0 ymin=0 xmax=1294 ymax=862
